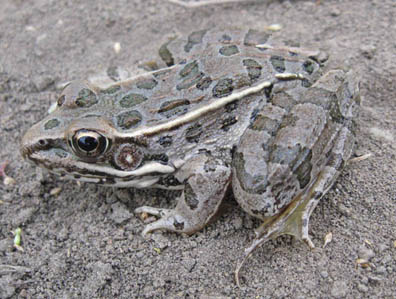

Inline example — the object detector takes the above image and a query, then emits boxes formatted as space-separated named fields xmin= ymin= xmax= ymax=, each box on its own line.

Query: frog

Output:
xmin=20 ymin=28 xmax=360 ymax=285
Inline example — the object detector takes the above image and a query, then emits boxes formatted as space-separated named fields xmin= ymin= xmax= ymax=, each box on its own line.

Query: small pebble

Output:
xmin=357 ymin=283 xmax=368 ymax=293
xmin=136 ymin=251 xmax=144 ymax=259
xmin=50 ymin=187 xmax=62 ymax=196
xmin=25 ymin=25 xmax=36 ymax=31
xmin=368 ymin=275 xmax=382 ymax=284
xmin=358 ymin=245 xmax=375 ymax=261
xmin=32 ymin=76 xmax=54 ymax=91
xmin=377 ymin=243 xmax=388 ymax=252
xmin=320 ymin=271 xmax=329 ymax=279
xmin=182 ymin=258 xmax=197 ymax=272
xmin=330 ymin=7 xmax=341 ymax=17
xmin=338 ymin=203 xmax=351 ymax=217
xmin=360 ymin=276 xmax=369 ymax=285
xmin=0 ymin=238 xmax=11 ymax=252
xmin=375 ymin=266 xmax=387 ymax=275
xmin=153 ymin=278 xmax=165 ymax=288
xmin=330 ymin=280 xmax=349 ymax=298
xmin=109 ymin=202 xmax=132 ymax=224
xmin=382 ymin=254 xmax=392 ymax=264
xmin=4 ymin=176 xmax=16 ymax=186
xmin=151 ymin=234 xmax=169 ymax=250
xmin=113 ymin=42 xmax=121 ymax=54
xmin=360 ymin=45 xmax=377 ymax=59
xmin=231 ymin=216 xmax=243 ymax=230
xmin=266 ymin=24 xmax=282 ymax=31
xmin=323 ymin=232 xmax=333 ymax=248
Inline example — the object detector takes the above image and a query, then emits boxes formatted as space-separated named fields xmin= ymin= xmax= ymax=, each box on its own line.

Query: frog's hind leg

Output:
xmin=234 ymin=122 xmax=355 ymax=286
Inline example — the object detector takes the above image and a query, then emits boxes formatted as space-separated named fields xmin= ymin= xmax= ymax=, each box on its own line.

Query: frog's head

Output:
xmin=20 ymin=80 xmax=175 ymax=187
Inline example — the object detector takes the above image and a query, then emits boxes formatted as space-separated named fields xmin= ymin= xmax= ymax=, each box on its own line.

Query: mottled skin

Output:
xmin=21 ymin=28 xmax=360 ymax=285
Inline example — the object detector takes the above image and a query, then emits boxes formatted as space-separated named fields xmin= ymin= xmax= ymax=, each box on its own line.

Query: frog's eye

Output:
xmin=70 ymin=129 xmax=110 ymax=159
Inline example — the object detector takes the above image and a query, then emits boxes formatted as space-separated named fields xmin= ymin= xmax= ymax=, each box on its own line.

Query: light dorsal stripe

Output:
xmin=116 ymin=80 xmax=272 ymax=138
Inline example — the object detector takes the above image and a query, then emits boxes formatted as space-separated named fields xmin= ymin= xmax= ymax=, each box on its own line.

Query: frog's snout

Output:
xmin=20 ymin=126 xmax=50 ymax=159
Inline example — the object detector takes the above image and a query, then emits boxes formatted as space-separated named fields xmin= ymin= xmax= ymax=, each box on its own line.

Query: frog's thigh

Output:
xmin=136 ymin=154 xmax=231 ymax=235
xmin=234 ymin=125 xmax=355 ymax=285
xmin=246 ymin=124 xmax=354 ymax=249
xmin=232 ymin=122 xmax=299 ymax=220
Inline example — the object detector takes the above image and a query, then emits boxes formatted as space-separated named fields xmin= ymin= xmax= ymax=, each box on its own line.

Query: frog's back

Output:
xmin=95 ymin=28 xmax=329 ymax=159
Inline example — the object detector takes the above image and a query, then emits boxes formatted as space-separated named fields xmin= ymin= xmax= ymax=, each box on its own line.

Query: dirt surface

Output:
xmin=0 ymin=0 xmax=395 ymax=298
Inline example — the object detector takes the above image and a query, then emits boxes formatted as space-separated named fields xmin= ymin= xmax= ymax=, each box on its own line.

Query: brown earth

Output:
xmin=0 ymin=0 xmax=395 ymax=298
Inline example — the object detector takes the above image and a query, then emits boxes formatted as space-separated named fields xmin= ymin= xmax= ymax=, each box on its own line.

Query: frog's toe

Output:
xmin=235 ymin=191 xmax=319 ymax=287
xmin=135 ymin=206 xmax=169 ymax=217
xmin=136 ymin=207 xmax=194 ymax=235
xmin=140 ymin=218 xmax=176 ymax=237
xmin=235 ymin=166 xmax=340 ymax=286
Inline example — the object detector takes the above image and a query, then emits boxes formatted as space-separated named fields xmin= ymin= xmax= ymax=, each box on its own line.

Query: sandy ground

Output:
xmin=0 ymin=0 xmax=395 ymax=298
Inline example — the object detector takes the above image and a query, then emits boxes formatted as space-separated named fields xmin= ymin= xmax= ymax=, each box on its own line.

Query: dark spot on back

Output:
xmin=225 ymin=101 xmax=238 ymax=112
xmin=44 ymin=119 xmax=60 ymax=130
xmin=119 ymin=93 xmax=147 ymax=108
xmin=212 ymin=78 xmax=234 ymax=98
xmin=158 ymin=135 xmax=173 ymax=147
xmin=116 ymin=110 xmax=142 ymax=130
xmin=244 ymin=29 xmax=271 ymax=46
xmin=184 ymin=29 xmax=208 ymax=53
xmin=179 ymin=61 xmax=199 ymax=77
xmin=270 ymin=55 xmax=286 ymax=73
xmin=159 ymin=41 xmax=175 ymax=67
xmin=107 ymin=66 xmax=121 ymax=81
xmin=101 ymin=85 xmax=121 ymax=94
xmin=219 ymin=34 xmax=232 ymax=43
xmin=177 ymin=60 xmax=205 ymax=90
xmin=233 ymin=74 xmax=252 ymax=89
xmin=159 ymin=99 xmax=190 ymax=118
xmin=243 ymin=58 xmax=262 ymax=81
xmin=75 ymin=88 xmax=98 ymax=108
xmin=196 ymin=76 xmax=212 ymax=90
xmin=219 ymin=45 xmax=239 ymax=56
xmin=303 ymin=60 xmax=315 ymax=74
xmin=177 ymin=73 xmax=205 ymax=90
xmin=136 ymin=78 xmax=158 ymax=90
xmin=185 ymin=123 xmax=202 ymax=143
xmin=221 ymin=116 xmax=238 ymax=131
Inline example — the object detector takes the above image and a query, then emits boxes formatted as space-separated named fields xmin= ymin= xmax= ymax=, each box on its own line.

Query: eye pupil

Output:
xmin=77 ymin=136 xmax=99 ymax=152
xmin=70 ymin=129 xmax=110 ymax=159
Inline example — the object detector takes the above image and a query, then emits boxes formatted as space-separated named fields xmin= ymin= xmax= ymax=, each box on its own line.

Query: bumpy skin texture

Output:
xmin=21 ymin=28 xmax=360 ymax=284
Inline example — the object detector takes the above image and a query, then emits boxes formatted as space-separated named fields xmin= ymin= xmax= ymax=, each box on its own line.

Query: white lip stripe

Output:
xmin=112 ymin=177 xmax=160 ymax=188
xmin=72 ymin=160 xmax=175 ymax=177
xmin=116 ymin=80 xmax=272 ymax=138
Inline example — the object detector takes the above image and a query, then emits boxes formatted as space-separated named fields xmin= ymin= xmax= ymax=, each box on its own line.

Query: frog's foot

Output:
xmin=136 ymin=154 xmax=231 ymax=236
xmin=235 ymin=163 xmax=341 ymax=287
xmin=135 ymin=206 xmax=196 ymax=236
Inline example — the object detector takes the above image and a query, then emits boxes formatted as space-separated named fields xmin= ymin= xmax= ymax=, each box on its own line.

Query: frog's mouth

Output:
xmin=26 ymin=148 xmax=176 ymax=188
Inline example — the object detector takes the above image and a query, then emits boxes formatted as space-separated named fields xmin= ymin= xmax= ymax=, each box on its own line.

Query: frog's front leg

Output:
xmin=135 ymin=154 xmax=231 ymax=236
